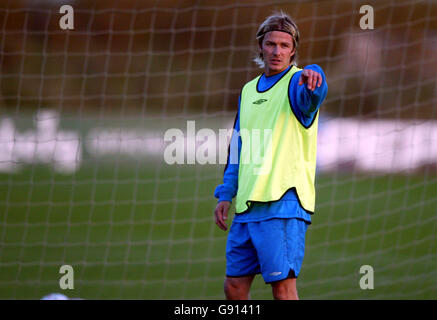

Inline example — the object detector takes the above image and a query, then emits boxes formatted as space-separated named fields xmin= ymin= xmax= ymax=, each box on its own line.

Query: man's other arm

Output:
xmin=213 ymin=96 xmax=241 ymax=230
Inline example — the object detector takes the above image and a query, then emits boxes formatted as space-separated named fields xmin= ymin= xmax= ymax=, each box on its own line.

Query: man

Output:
xmin=213 ymin=11 xmax=328 ymax=300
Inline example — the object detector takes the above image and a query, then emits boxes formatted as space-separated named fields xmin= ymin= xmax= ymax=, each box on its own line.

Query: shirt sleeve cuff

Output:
xmin=214 ymin=189 xmax=233 ymax=203
xmin=217 ymin=195 xmax=233 ymax=203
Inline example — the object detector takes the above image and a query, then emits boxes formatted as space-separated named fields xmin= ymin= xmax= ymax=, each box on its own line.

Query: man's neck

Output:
xmin=265 ymin=65 xmax=291 ymax=77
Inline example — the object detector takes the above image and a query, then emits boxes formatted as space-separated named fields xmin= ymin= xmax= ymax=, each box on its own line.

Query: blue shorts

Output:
xmin=226 ymin=218 xmax=308 ymax=283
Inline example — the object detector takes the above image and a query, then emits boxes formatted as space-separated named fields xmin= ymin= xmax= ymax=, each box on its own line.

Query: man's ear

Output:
xmin=290 ymin=48 xmax=296 ymax=63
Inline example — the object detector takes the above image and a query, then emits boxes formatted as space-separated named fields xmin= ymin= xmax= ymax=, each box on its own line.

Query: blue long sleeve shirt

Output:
xmin=214 ymin=64 xmax=328 ymax=224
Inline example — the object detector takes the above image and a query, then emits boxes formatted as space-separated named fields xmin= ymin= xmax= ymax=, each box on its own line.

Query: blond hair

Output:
xmin=254 ymin=11 xmax=300 ymax=68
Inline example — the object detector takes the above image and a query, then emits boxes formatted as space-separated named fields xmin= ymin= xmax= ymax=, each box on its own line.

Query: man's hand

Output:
xmin=214 ymin=201 xmax=231 ymax=231
xmin=298 ymin=68 xmax=323 ymax=91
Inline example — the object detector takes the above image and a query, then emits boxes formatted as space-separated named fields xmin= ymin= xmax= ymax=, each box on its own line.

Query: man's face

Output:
xmin=260 ymin=31 xmax=296 ymax=76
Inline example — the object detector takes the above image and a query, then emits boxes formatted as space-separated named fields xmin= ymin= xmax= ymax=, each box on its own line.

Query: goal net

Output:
xmin=0 ymin=0 xmax=436 ymax=299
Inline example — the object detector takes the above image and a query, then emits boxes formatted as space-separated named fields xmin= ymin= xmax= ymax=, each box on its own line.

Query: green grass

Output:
xmin=1 ymin=163 xmax=437 ymax=299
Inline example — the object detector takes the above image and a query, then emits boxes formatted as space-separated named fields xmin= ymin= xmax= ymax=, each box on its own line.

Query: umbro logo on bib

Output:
xmin=252 ymin=98 xmax=268 ymax=105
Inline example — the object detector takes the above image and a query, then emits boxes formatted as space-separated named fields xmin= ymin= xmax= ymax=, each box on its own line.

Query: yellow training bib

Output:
xmin=236 ymin=66 xmax=319 ymax=214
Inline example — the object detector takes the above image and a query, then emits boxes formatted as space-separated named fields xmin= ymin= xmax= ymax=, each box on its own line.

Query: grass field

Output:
xmin=1 ymin=162 xmax=437 ymax=299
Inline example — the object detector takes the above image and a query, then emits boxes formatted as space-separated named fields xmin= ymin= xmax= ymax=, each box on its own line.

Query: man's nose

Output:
xmin=273 ymin=45 xmax=280 ymax=55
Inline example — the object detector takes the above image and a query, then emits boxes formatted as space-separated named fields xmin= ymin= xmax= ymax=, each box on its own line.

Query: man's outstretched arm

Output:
xmin=289 ymin=64 xmax=328 ymax=127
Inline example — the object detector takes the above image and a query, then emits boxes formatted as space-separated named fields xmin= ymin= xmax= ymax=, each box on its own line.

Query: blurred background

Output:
xmin=0 ymin=0 xmax=436 ymax=299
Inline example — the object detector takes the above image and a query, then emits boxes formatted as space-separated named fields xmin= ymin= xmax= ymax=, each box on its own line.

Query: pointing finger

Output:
xmin=307 ymin=72 xmax=313 ymax=90
xmin=311 ymin=73 xmax=318 ymax=91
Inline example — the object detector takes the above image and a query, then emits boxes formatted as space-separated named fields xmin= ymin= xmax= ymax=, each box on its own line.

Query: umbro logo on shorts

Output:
xmin=252 ymin=98 xmax=268 ymax=105
xmin=269 ymin=271 xmax=282 ymax=276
